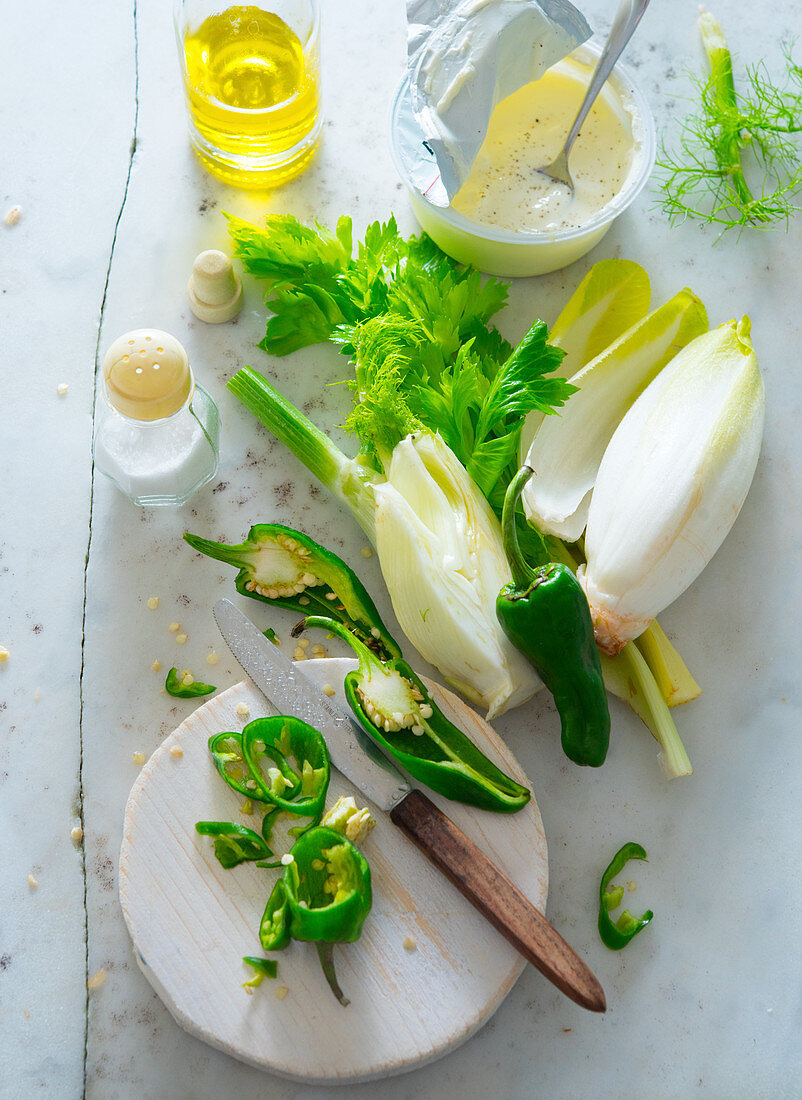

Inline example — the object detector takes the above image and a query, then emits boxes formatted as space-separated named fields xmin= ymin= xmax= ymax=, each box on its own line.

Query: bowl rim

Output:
xmin=389 ymin=37 xmax=657 ymax=246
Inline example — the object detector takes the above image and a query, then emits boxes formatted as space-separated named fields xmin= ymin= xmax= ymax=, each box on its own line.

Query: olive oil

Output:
xmin=181 ymin=5 xmax=320 ymax=187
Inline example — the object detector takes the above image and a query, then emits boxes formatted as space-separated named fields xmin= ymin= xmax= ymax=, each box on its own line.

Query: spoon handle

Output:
xmin=562 ymin=0 xmax=651 ymax=162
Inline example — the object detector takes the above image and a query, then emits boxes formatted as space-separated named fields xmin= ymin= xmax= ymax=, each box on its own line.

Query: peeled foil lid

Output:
xmin=406 ymin=0 xmax=592 ymax=203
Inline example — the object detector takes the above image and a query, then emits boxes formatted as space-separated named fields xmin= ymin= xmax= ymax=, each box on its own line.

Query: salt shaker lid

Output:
xmin=103 ymin=329 xmax=192 ymax=421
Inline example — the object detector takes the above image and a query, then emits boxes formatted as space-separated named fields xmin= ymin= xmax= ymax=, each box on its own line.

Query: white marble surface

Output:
xmin=2 ymin=0 xmax=801 ymax=1097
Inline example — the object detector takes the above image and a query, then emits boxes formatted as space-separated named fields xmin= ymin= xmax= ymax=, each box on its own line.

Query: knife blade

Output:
xmin=213 ymin=598 xmax=606 ymax=1014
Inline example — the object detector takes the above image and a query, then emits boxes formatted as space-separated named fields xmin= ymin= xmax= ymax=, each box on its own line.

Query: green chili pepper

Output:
xmin=496 ymin=466 xmax=610 ymax=768
xmin=293 ymin=616 xmax=530 ymax=813
xmin=207 ymin=720 xmax=330 ymax=822
xmin=195 ymin=821 xmax=273 ymax=868
xmin=241 ymin=716 xmax=330 ymax=820
xmin=208 ymin=732 xmax=271 ymax=805
xmin=259 ymin=825 xmax=372 ymax=1006
xmin=184 ymin=523 xmax=401 ymax=662
xmin=242 ymin=956 xmax=278 ymax=989
xmin=598 ymin=842 xmax=654 ymax=950
xmin=164 ymin=667 xmax=216 ymax=698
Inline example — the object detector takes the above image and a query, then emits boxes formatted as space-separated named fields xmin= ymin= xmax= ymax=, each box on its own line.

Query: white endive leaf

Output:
xmin=522 ymin=288 xmax=708 ymax=542
xmin=374 ymin=433 xmax=542 ymax=718
xmin=520 ymin=259 xmax=652 ymax=459
xmin=580 ymin=318 xmax=765 ymax=654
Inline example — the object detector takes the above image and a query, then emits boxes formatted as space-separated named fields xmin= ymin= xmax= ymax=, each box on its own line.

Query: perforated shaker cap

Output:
xmin=103 ymin=330 xmax=193 ymax=421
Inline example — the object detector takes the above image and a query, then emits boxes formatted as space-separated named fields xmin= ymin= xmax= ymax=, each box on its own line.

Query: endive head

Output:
xmin=373 ymin=433 xmax=541 ymax=718
xmin=580 ymin=317 xmax=765 ymax=654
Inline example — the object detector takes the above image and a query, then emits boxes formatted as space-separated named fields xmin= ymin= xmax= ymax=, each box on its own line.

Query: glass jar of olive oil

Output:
xmin=174 ymin=1 xmax=321 ymax=188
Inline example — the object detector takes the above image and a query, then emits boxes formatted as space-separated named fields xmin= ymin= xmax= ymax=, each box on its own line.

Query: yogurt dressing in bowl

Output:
xmin=451 ymin=57 xmax=636 ymax=233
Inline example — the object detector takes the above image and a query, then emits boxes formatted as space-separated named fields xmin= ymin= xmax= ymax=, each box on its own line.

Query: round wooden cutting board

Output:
xmin=119 ymin=658 xmax=548 ymax=1084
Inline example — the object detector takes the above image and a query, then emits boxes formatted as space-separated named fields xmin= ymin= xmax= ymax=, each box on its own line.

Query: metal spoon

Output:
xmin=540 ymin=0 xmax=651 ymax=191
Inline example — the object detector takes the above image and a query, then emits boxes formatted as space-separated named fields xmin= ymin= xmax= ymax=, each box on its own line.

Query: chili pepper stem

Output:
xmin=501 ymin=467 xmax=541 ymax=586
xmin=293 ymin=615 xmax=378 ymax=672
xmin=183 ymin=532 xmax=250 ymax=568
xmin=316 ymin=941 xmax=350 ymax=1007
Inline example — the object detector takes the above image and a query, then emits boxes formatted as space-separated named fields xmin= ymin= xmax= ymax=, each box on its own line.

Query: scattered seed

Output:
xmin=236 ymin=702 xmax=250 ymax=717
xmin=280 ymin=853 xmax=294 ymax=866
xmin=206 ymin=651 xmax=219 ymax=665
xmin=71 ymin=826 xmax=84 ymax=843
xmin=3 ymin=205 xmax=22 ymax=226
xmin=151 ymin=659 xmax=161 ymax=672
xmin=170 ymin=746 xmax=184 ymax=759
xmin=361 ymin=546 xmax=373 ymax=558
xmin=132 ymin=752 xmax=146 ymax=765
xmin=403 ymin=936 xmax=417 ymax=951
xmin=87 ymin=969 xmax=106 ymax=990
xmin=176 ymin=634 xmax=188 ymax=645
xmin=147 ymin=597 xmax=160 ymax=610
xmin=56 ymin=383 xmax=69 ymax=396
xmin=28 ymin=874 xmax=38 ymax=888
xmin=322 ymin=684 xmax=335 ymax=696
xmin=0 ymin=646 xmax=9 ymax=662
xmin=274 ymin=986 xmax=289 ymax=1000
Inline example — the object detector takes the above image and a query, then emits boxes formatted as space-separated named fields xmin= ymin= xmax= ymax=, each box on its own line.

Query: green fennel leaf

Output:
xmin=655 ymin=13 xmax=802 ymax=231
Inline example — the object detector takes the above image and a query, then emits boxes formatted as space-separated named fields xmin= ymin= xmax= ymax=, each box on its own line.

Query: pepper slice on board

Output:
xmin=293 ymin=616 xmax=531 ymax=813
xmin=598 ymin=842 xmax=654 ymax=950
xmin=240 ymin=716 xmax=330 ymax=821
xmin=496 ymin=465 xmax=610 ymax=767
xmin=184 ymin=523 xmax=401 ymax=661
xmin=259 ymin=825 xmax=372 ymax=1005
xmin=195 ymin=821 xmax=273 ymax=868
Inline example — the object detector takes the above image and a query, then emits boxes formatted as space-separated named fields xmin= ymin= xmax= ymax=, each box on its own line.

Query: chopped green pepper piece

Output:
xmin=241 ymin=716 xmax=330 ymax=820
xmin=165 ymin=667 xmax=216 ymax=698
xmin=293 ymin=616 xmax=530 ymax=813
xmin=259 ymin=825 xmax=372 ymax=1006
xmin=184 ymin=523 xmax=401 ymax=661
xmin=496 ymin=466 xmax=610 ymax=767
xmin=195 ymin=821 xmax=273 ymax=868
xmin=598 ymin=842 xmax=654 ymax=950
xmin=242 ymin=956 xmax=278 ymax=987
xmin=207 ymin=732 xmax=272 ymax=805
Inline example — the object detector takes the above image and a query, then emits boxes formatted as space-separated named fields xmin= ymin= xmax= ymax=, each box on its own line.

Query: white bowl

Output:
xmin=389 ymin=40 xmax=656 ymax=277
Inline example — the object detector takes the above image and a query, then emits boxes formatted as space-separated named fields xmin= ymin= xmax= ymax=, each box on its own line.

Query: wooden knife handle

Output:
xmin=390 ymin=789 xmax=606 ymax=1013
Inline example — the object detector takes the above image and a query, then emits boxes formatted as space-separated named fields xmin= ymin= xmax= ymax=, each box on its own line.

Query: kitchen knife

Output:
xmin=213 ymin=598 xmax=606 ymax=1013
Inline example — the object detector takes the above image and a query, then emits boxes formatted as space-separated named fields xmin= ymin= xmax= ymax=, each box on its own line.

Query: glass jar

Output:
xmin=94 ymin=330 xmax=220 ymax=507
xmin=173 ymin=0 xmax=322 ymax=188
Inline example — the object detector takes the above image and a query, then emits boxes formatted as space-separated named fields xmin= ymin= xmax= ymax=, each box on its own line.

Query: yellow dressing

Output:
xmin=452 ymin=59 xmax=635 ymax=233
xmin=103 ymin=330 xmax=192 ymax=421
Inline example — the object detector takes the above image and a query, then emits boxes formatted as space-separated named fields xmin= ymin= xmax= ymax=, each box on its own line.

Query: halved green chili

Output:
xmin=598 ymin=842 xmax=654 ymax=950
xmin=184 ymin=523 xmax=401 ymax=661
xmin=496 ymin=466 xmax=610 ymax=767
xmin=293 ymin=616 xmax=530 ymax=813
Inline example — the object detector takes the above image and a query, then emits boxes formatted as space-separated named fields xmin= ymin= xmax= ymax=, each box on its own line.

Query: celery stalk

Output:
xmin=228 ymin=368 xmax=379 ymax=538
xmin=601 ymin=646 xmax=693 ymax=779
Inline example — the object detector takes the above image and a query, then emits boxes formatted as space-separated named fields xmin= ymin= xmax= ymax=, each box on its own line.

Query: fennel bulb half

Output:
xmin=374 ymin=433 xmax=542 ymax=718
xmin=580 ymin=317 xmax=765 ymax=654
